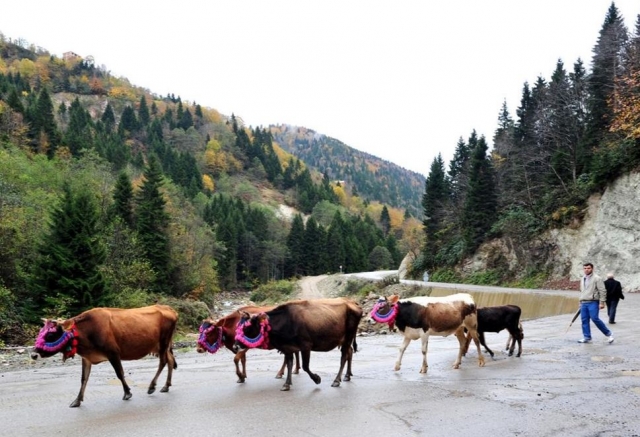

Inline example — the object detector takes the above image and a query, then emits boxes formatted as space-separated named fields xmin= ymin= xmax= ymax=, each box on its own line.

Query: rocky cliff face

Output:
xmin=460 ymin=172 xmax=640 ymax=292
xmin=549 ymin=172 xmax=640 ymax=292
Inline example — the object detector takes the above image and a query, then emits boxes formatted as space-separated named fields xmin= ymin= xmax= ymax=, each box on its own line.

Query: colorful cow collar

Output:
xmin=197 ymin=324 xmax=224 ymax=354
xmin=234 ymin=315 xmax=270 ymax=350
xmin=370 ymin=301 xmax=398 ymax=328
xmin=35 ymin=322 xmax=78 ymax=360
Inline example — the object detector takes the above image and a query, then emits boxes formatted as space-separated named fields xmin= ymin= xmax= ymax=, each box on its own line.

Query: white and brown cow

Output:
xmin=370 ymin=294 xmax=485 ymax=373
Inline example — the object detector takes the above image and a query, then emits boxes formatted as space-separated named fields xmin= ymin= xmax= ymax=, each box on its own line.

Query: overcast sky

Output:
xmin=1 ymin=1 xmax=639 ymax=176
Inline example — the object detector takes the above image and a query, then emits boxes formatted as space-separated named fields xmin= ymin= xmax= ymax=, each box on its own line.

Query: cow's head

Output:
xmin=31 ymin=319 xmax=76 ymax=361
xmin=369 ymin=295 xmax=400 ymax=329
xmin=233 ymin=311 xmax=270 ymax=352
xmin=196 ymin=319 xmax=224 ymax=354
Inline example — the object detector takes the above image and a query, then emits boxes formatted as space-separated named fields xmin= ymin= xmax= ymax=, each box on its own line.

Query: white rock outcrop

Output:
xmin=551 ymin=172 xmax=640 ymax=292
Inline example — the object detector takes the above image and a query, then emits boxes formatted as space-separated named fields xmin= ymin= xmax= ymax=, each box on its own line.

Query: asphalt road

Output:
xmin=1 ymin=294 xmax=639 ymax=437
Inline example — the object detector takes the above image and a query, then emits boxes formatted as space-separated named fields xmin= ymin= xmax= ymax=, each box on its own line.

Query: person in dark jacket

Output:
xmin=604 ymin=273 xmax=624 ymax=324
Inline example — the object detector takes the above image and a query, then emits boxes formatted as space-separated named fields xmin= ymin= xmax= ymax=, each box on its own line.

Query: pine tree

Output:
xmin=101 ymin=103 xmax=116 ymax=132
xmin=31 ymin=182 xmax=106 ymax=316
xmin=586 ymin=3 xmax=628 ymax=150
xmin=138 ymin=96 xmax=151 ymax=127
xmin=136 ymin=155 xmax=171 ymax=292
xmin=111 ymin=171 xmax=134 ymax=226
xmin=461 ymin=136 xmax=498 ymax=253
xmin=286 ymin=214 xmax=305 ymax=277
xmin=380 ymin=205 xmax=391 ymax=236
xmin=422 ymin=154 xmax=449 ymax=268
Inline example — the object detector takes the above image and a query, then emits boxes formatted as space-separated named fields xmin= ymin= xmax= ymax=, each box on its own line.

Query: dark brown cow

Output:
xmin=233 ymin=298 xmax=363 ymax=391
xmin=196 ymin=305 xmax=300 ymax=382
xmin=31 ymin=304 xmax=178 ymax=408
xmin=369 ymin=294 xmax=485 ymax=372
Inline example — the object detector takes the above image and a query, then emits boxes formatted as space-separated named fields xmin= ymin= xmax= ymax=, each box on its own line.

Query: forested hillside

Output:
xmin=271 ymin=125 xmax=425 ymax=217
xmin=413 ymin=4 xmax=640 ymax=285
xmin=0 ymin=32 xmax=423 ymax=345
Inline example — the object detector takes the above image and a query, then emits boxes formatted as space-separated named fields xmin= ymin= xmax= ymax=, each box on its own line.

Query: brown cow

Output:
xmin=233 ymin=298 xmax=363 ymax=391
xmin=196 ymin=305 xmax=300 ymax=382
xmin=369 ymin=294 xmax=485 ymax=372
xmin=31 ymin=304 xmax=178 ymax=408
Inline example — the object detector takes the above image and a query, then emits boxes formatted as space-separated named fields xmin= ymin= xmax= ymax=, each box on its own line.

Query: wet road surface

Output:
xmin=1 ymin=295 xmax=639 ymax=437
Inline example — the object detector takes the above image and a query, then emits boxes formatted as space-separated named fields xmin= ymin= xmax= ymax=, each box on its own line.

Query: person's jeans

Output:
xmin=606 ymin=299 xmax=619 ymax=323
xmin=580 ymin=301 xmax=612 ymax=339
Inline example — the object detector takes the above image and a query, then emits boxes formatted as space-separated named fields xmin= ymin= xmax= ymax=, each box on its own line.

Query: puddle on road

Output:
xmin=591 ymin=356 xmax=624 ymax=363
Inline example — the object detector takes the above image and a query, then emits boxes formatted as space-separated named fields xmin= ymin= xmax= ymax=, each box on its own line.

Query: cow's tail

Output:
xmin=171 ymin=347 xmax=178 ymax=369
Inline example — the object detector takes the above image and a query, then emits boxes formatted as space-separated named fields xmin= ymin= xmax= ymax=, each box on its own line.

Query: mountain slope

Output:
xmin=270 ymin=124 xmax=425 ymax=217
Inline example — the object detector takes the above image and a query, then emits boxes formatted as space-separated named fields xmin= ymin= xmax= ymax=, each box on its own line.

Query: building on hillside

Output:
xmin=63 ymin=51 xmax=81 ymax=61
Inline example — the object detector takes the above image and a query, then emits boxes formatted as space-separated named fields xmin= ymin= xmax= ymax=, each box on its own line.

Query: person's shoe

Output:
xmin=607 ymin=336 xmax=615 ymax=344
xmin=578 ymin=338 xmax=592 ymax=343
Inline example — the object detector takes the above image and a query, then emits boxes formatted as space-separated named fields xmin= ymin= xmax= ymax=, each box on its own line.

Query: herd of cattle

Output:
xmin=31 ymin=293 xmax=524 ymax=408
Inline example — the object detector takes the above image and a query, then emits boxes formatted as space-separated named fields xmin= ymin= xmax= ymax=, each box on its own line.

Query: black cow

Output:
xmin=233 ymin=298 xmax=362 ymax=391
xmin=463 ymin=305 xmax=523 ymax=358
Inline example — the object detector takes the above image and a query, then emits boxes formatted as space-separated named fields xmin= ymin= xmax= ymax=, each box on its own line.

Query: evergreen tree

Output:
xmin=136 ymin=155 xmax=171 ymax=292
xmin=422 ymin=154 xmax=449 ymax=268
xmin=64 ymin=98 xmax=93 ymax=156
xmin=111 ymin=171 xmax=134 ymax=226
xmin=138 ymin=96 xmax=151 ymax=127
xmin=380 ymin=205 xmax=391 ymax=235
xmin=119 ymin=106 xmax=139 ymax=135
xmin=31 ymin=182 xmax=106 ymax=316
xmin=101 ymin=103 xmax=116 ymax=132
xmin=178 ymin=108 xmax=193 ymax=130
xmin=461 ymin=136 xmax=498 ymax=253
xmin=286 ymin=214 xmax=305 ymax=277
xmin=586 ymin=3 xmax=628 ymax=151
xmin=302 ymin=216 xmax=324 ymax=275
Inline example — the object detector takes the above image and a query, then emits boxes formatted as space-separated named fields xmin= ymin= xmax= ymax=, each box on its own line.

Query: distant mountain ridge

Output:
xmin=270 ymin=124 xmax=425 ymax=217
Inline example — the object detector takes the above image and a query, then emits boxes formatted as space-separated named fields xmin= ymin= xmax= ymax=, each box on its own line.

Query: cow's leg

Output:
xmin=506 ymin=328 xmax=518 ymax=357
xmin=70 ymin=358 xmax=92 ymax=408
xmin=234 ymin=349 xmax=247 ymax=382
xmin=516 ymin=325 xmax=523 ymax=358
xmin=159 ymin=348 xmax=175 ymax=393
xmin=281 ymin=352 xmax=295 ymax=391
xmin=462 ymin=329 xmax=472 ymax=356
xmin=294 ymin=351 xmax=300 ymax=374
xmin=301 ymin=350 xmax=322 ymax=386
xmin=480 ymin=332 xmax=495 ymax=358
xmin=148 ymin=350 xmax=168 ymax=394
xmin=344 ymin=345 xmax=354 ymax=381
xmin=108 ymin=356 xmax=133 ymax=401
xmin=276 ymin=356 xmax=287 ymax=379
xmin=466 ymin=328 xmax=485 ymax=367
xmin=419 ymin=333 xmax=430 ymax=374
xmin=331 ymin=342 xmax=352 ymax=387
xmin=395 ymin=336 xmax=412 ymax=371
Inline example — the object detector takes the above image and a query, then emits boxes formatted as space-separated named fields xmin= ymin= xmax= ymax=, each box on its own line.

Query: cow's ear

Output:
xmin=256 ymin=312 xmax=268 ymax=322
xmin=239 ymin=310 xmax=250 ymax=320
xmin=388 ymin=295 xmax=400 ymax=304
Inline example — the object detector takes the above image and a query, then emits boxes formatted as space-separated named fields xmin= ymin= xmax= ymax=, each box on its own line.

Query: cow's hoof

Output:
xmin=275 ymin=374 xmax=283 ymax=379
xmin=331 ymin=381 xmax=341 ymax=387
xmin=123 ymin=392 xmax=133 ymax=401
xmin=160 ymin=386 xmax=169 ymax=393
xmin=452 ymin=364 xmax=461 ymax=369
xmin=148 ymin=387 xmax=156 ymax=395
xmin=237 ymin=378 xmax=246 ymax=383
xmin=478 ymin=359 xmax=486 ymax=367
xmin=344 ymin=375 xmax=351 ymax=382
xmin=69 ymin=399 xmax=81 ymax=408
xmin=281 ymin=385 xmax=291 ymax=391
xmin=311 ymin=374 xmax=321 ymax=385
xmin=394 ymin=364 xmax=401 ymax=371
xmin=293 ymin=370 xmax=300 ymax=375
